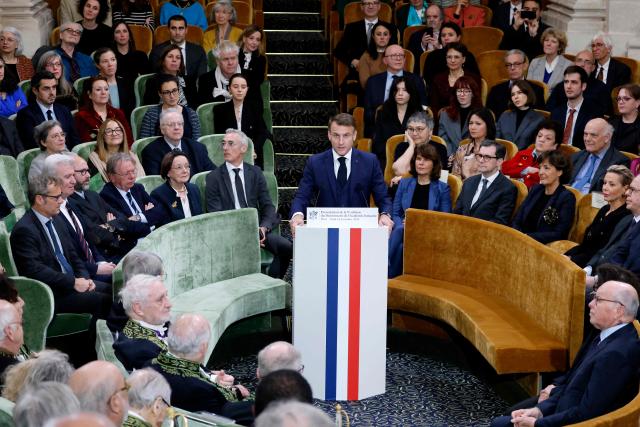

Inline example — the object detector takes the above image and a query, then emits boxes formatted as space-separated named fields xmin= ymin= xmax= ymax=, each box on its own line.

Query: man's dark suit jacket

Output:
xmin=486 ymin=79 xmax=545 ymax=118
xmin=586 ymin=214 xmax=634 ymax=270
xmin=498 ymin=20 xmax=550 ymax=60
xmin=114 ymin=334 xmax=163 ymax=371
xmin=149 ymin=41 xmax=207 ymax=78
xmin=141 ymin=137 xmax=215 ymax=176
xmin=546 ymin=77 xmax=612 ymax=117
xmin=10 ymin=210 xmax=90 ymax=298
xmin=491 ymin=1 xmax=515 ymax=33
xmin=610 ymin=114 xmax=640 ymax=154
xmin=570 ymin=146 xmax=630 ymax=192
xmin=0 ymin=185 xmax=13 ymax=219
xmin=453 ymin=173 xmax=517 ymax=225
xmin=334 ymin=19 xmax=398 ymax=66
xmin=59 ymin=204 xmax=106 ymax=278
xmin=205 ymin=162 xmax=279 ymax=230
xmin=550 ymin=98 xmax=605 ymax=150
xmin=593 ymin=58 xmax=632 ymax=92
xmin=150 ymin=181 xmax=203 ymax=227
xmin=99 ymin=182 xmax=164 ymax=230
xmin=16 ymin=102 xmax=81 ymax=150
xmin=290 ymin=148 xmax=391 ymax=218
xmin=0 ymin=116 xmax=24 ymax=157
xmin=610 ymin=219 xmax=640 ymax=278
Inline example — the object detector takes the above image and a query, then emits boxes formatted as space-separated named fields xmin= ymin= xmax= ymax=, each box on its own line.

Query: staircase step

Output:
xmin=275 ymin=154 xmax=309 ymax=188
xmin=273 ymin=127 xmax=330 ymax=154
xmin=266 ymin=31 xmax=326 ymax=53
xmin=264 ymin=12 xmax=323 ymax=30
xmin=277 ymin=187 xmax=297 ymax=222
xmin=267 ymin=53 xmax=330 ymax=75
xmin=263 ymin=0 xmax=320 ymax=13
xmin=269 ymin=76 xmax=333 ymax=101
xmin=271 ymin=101 xmax=338 ymax=127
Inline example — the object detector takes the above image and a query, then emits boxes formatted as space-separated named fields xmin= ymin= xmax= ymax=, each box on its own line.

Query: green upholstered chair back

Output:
xmin=265 ymin=172 xmax=278 ymax=209
xmin=0 ymin=223 xmax=17 ymax=276
xmin=198 ymin=134 xmax=254 ymax=167
xmin=259 ymin=81 xmax=273 ymax=133
xmin=16 ymin=148 xmax=40 ymax=202
xmin=131 ymin=136 xmax=158 ymax=160
xmin=71 ymin=141 xmax=97 ymax=161
xmin=137 ymin=175 xmax=164 ymax=194
xmin=196 ymin=102 xmax=222 ymax=137
xmin=0 ymin=155 xmax=28 ymax=211
xmin=89 ymin=173 xmax=106 ymax=192
xmin=19 ymin=79 xmax=30 ymax=97
xmin=263 ymin=139 xmax=275 ymax=174
xmin=134 ymin=73 xmax=155 ymax=108
xmin=73 ymin=76 xmax=90 ymax=96
xmin=0 ymin=397 xmax=14 ymax=427
xmin=12 ymin=276 xmax=54 ymax=352
xmin=95 ymin=319 xmax=128 ymax=375
xmin=130 ymin=105 xmax=155 ymax=140
xmin=189 ymin=171 xmax=209 ymax=212
xmin=112 ymin=209 xmax=261 ymax=297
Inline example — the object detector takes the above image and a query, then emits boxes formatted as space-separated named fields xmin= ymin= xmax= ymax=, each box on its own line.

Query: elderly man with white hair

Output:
xmin=255 ymin=401 xmax=333 ymax=427
xmin=197 ymin=40 xmax=245 ymax=104
xmin=257 ymin=341 xmax=303 ymax=379
xmin=590 ymin=32 xmax=632 ymax=92
xmin=141 ymin=108 xmax=214 ymax=176
xmin=13 ymin=382 xmax=81 ymax=427
xmin=0 ymin=300 xmax=26 ymax=382
xmin=123 ymin=368 xmax=172 ymax=427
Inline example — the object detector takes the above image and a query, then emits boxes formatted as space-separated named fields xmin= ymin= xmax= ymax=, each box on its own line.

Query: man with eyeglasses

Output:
xmin=124 ymin=368 xmax=173 ymax=427
xmin=498 ymin=0 xmax=549 ymax=61
xmin=453 ymin=140 xmax=517 ymax=225
xmin=141 ymin=109 xmax=214 ymax=176
xmin=55 ymin=22 xmax=98 ymax=82
xmin=491 ymin=280 xmax=640 ymax=427
xmin=206 ymin=129 xmax=292 ymax=279
xmin=590 ymin=32 xmax=631 ymax=92
xmin=10 ymin=174 xmax=112 ymax=319
xmin=0 ymin=300 xmax=26 ymax=383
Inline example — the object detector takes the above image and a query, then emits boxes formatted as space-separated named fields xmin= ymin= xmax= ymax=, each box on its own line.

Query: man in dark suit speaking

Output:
xmin=289 ymin=113 xmax=393 ymax=235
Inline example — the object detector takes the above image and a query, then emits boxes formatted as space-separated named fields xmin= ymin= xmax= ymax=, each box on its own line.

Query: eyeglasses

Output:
xmin=505 ymin=62 xmax=524 ymax=68
xmin=172 ymin=164 xmax=191 ymax=171
xmin=407 ymin=126 xmax=427 ymax=133
xmin=591 ymin=42 xmax=606 ymax=48
xmin=39 ymin=192 xmax=64 ymax=201
xmin=46 ymin=61 xmax=62 ymax=68
xmin=456 ymin=89 xmax=472 ymax=95
xmin=104 ymin=127 xmax=123 ymax=136
xmin=628 ymin=186 xmax=640 ymax=195
xmin=385 ymin=53 xmax=405 ymax=59
xmin=75 ymin=168 xmax=90 ymax=175
xmin=474 ymin=153 xmax=497 ymax=161
xmin=49 ymin=132 xmax=66 ymax=139
xmin=160 ymin=88 xmax=180 ymax=96
xmin=63 ymin=28 xmax=82 ymax=35
xmin=589 ymin=291 xmax=625 ymax=307
xmin=616 ymin=96 xmax=634 ymax=102
xmin=114 ymin=170 xmax=136 ymax=177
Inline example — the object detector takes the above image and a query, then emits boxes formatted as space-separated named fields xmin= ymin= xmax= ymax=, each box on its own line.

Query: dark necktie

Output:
xmin=366 ymin=22 xmax=374 ymax=43
xmin=596 ymin=66 xmax=604 ymax=82
xmin=233 ymin=168 xmax=248 ymax=208
xmin=66 ymin=204 xmax=94 ymax=264
xmin=562 ymin=108 xmax=576 ymax=145
xmin=45 ymin=220 xmax=73 ymax=274
xmin=511 ymin=6 xmax=517 ymax=25
xmin=337 ymin=157 xmax=347 ymax=188
xmin=46 ymin=110 xmax=53 ymax=121
xmin=472 ymin=178 xmax=488 ymax=207
xmin=126 ymin=192 xmax=140 ymax=215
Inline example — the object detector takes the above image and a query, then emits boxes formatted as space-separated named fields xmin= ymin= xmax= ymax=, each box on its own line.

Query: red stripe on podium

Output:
xmin=347 ymin=228 xmax=362 ymax=400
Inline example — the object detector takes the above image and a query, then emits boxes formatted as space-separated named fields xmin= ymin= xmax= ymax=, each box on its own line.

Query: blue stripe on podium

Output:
xmin=325 ymin=228 xmax=339 ymax=400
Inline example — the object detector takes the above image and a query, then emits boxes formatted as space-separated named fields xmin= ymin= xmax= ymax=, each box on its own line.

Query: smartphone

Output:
xmin=425 ymin=27 xmax=434 ymax=37
xmin=520 ymin=10 xmax=536 ymax=20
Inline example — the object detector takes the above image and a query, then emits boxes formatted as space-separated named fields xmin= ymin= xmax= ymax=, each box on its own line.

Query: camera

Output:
xmin=520 ymin=10 xmax=537 ymax=20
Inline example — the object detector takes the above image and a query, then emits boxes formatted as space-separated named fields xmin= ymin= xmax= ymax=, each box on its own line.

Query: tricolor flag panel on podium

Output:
xmin=293 ymin=227 xmax=387 ymax=401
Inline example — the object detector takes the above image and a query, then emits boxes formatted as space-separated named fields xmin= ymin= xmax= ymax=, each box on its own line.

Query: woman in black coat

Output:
xmin=238 ymin=25 xmax=267 ymax=98
xmin=610 ymin=84 xmax=640 ymax=154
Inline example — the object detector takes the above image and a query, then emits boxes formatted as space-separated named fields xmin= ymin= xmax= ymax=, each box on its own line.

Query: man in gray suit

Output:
xmin=453 ymin=140 xmax=517 ymax=225
xmin=205 ymin=129 xmax=292 ymax=279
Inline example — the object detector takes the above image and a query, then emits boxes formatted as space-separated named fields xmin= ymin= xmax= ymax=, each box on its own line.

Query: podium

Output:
xmin=293 ymin=225 xmax=388 ymax=401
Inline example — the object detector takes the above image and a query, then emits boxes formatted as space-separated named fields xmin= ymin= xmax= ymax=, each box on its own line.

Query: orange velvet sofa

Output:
xmin=388 ymin=209 xmax=586 ymax=374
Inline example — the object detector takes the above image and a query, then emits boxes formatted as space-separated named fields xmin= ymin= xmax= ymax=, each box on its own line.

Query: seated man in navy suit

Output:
xmin=205 ymin=129 xmax=292 ymax=279
xmin=491 ymin=280 xmax=640 ymax=427
xmin=289 ymin=113 xmax=393 ymax=235
xmin=15 ymin=71 xmax=81 ymax=150
xmin=605 ymin=175 xmax=640 ymax=281
xmin=453 ymin=140 xmax=517 ymax=225
xmin=141 ymin=109 xmax=215 ymax=176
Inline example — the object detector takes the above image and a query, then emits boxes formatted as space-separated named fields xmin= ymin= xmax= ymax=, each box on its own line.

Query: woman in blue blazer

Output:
xmin=496 ymin=80 xmax=545 ymax=150
xmin=389 ymin=144 xmax=451 ymax=278
xmin=512 ymin=150 xmax=575 ymax=244
xmin=150 ymin=151 xmax=203 ymax=228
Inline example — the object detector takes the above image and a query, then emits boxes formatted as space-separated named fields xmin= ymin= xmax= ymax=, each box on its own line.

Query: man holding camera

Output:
xmin=499 ymin=0 xmax=549 ymax=61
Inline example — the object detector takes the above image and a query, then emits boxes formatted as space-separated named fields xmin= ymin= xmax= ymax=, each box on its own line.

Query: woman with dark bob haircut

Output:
xmin=150 ymin=151 xmax=203 ymax=227
xmin=496 ymin=80 xmax=545 ymax=149
xmin=512 ymin=150 xmax=575 ymax=244
xmin=388 ymin=144 xmax=452 ymax=278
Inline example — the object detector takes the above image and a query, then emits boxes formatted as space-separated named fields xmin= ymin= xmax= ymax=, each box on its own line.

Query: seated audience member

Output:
xmin=147 ymin=313 xmax=251 ymax=418
xmin=610 ymin=84 xmax=640 ymax=154
xmin=551 ymin=65 xmax=606 ymax=149
xmin=491 ymin=0 xmax=521 ymax=33
xmin=36 ymin=51 xmax=79 ymax=111
xmin=526 ymin=28 xmax=571 ymax=90
xmin=197 ymin=41 xmax=241 ymax=105
xmin=89 ymin=118 xmax=145 ymax=182
xmin=491 ymin=280 xmax=640 ymax=427
xmin=0 ymin=301 xmax=25 ymax=381
xmin=496 ymin=80 xmax=545 ymax=150
xmin=141 ymin=109 xmax=214 ymax=176
xmin=55 ymin=22 xmax=99 ymax=82
xmin=257 ymin=341 xmax=303 ymax=379
xmin=502 ymin=119 xmax=562 ymax=189
xmin=213 ymin=74 xmax=271 ymax=168
xmin=76 ymin=0 xmax=112 ymax=56
xmin=512 ymin=150 xmax=575 ymax=244
xmin=389 ymin=144 xmax=451 ymax=278
xmin=150 ymin=151 xmax=203 ymax=227
xmin=100 ymin=152 xmax=163 ymax=232
xmin=0 ymin=57 xmax=26 ymax=118
xmin=443 ymin=0 xmax=486 ymax=27
xmin=238 ymin=25 xmax=267 ymax=92
xmin=206 ymin=129 xmax=292 ymax=279
xmin=421 ymin=22 xmax=480 ymax=88
xmin=124 ymin=368 xmax=172 ymax=427
xmin=254 ymin=371 xmax=313 ymax=418
xmin=45 ymin=154 xmax=116 ymax=281
xmin=16 ymin=71 xmax=81 ymax=150
xmin=93 ymin=47 xmax=135 ymax=119
xmin=112 ymin=22 xmax=152 ymax=85
xmin=498 ymin=0 xmax=549 ymax=61
xmin=10 ymin=174 xmax=112 ymax=319
xmin=429 ymin=43 xmax=481 ymax=120
xmin=486 ymin=49 xmax=545 ymax=118
xmin=159 ymin=0 xmax=207 ymax=30
xmin=74 ymin=76 xmax=134 ymax=144
xmin=392 ymin=112 xmax=448 ymax=180
xmin=358 ymin=22 xmax=397 ymax=90
xmin=3 ymin=349 xmax=74 ymax=402
xmin=438 ymin=76 xmax=482 ymax=156
xmin=68 ymin=360 xmax=130 ymax=426
xmin=0 ymin=185 xmax=13 ymax=219
xmin=0 ymin=28 xmax=34 ymax=82
xmin=569 ymin=118 xmax=629 ymax=194
xmin=59 ymin=0 xmax=113 ymax=27
xmin=454 ymin=140 xmax=518 ymax=224
xmin=0 ymin=115 xmax=23 ymax=157
xmin=144 ymin=48 xmax=196 ymax=107
xmin=591 ymin=32 xmax=632 ymax=92
xmin=451 ymin=107 xmax=496 ymax=180
xmin=203 ymin=1 xmax=243 ymax=53
xmin=255 ymin=401 xmax=333 ymax=427
xmin=566 ymin=165 xmax=632 ymax=267
xmin=28 ymin=120 xmax=70 ymax=182
xmin=44 ymin=413 xmax=116 ymax=427
xmin=372 ymin=76 xmax=423 ymax=168
xmin=395 ymin=0 xmax=428 ymax=36
xmin=139 ymin=74 xmax=201 ymax=141
xmin=112 ymin=0 xmax=155 ymax=30
xmin=407 ymin=4 xmax=444 ymax=74
xmin=363 ymin=44 xmax=428 ymax=137
xmin=149 ymin=15 xmax=207 ymax=80
xmin=13 ymin=382 xmax=80 ymax=427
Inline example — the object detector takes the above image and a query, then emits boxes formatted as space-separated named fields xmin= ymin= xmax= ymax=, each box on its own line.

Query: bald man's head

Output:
xmin=44 ymin=412 xmax=116 ymax=427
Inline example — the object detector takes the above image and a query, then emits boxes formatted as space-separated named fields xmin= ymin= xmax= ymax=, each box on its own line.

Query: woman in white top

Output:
xmin=527 ymin=28 xmax=572 ymax=90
